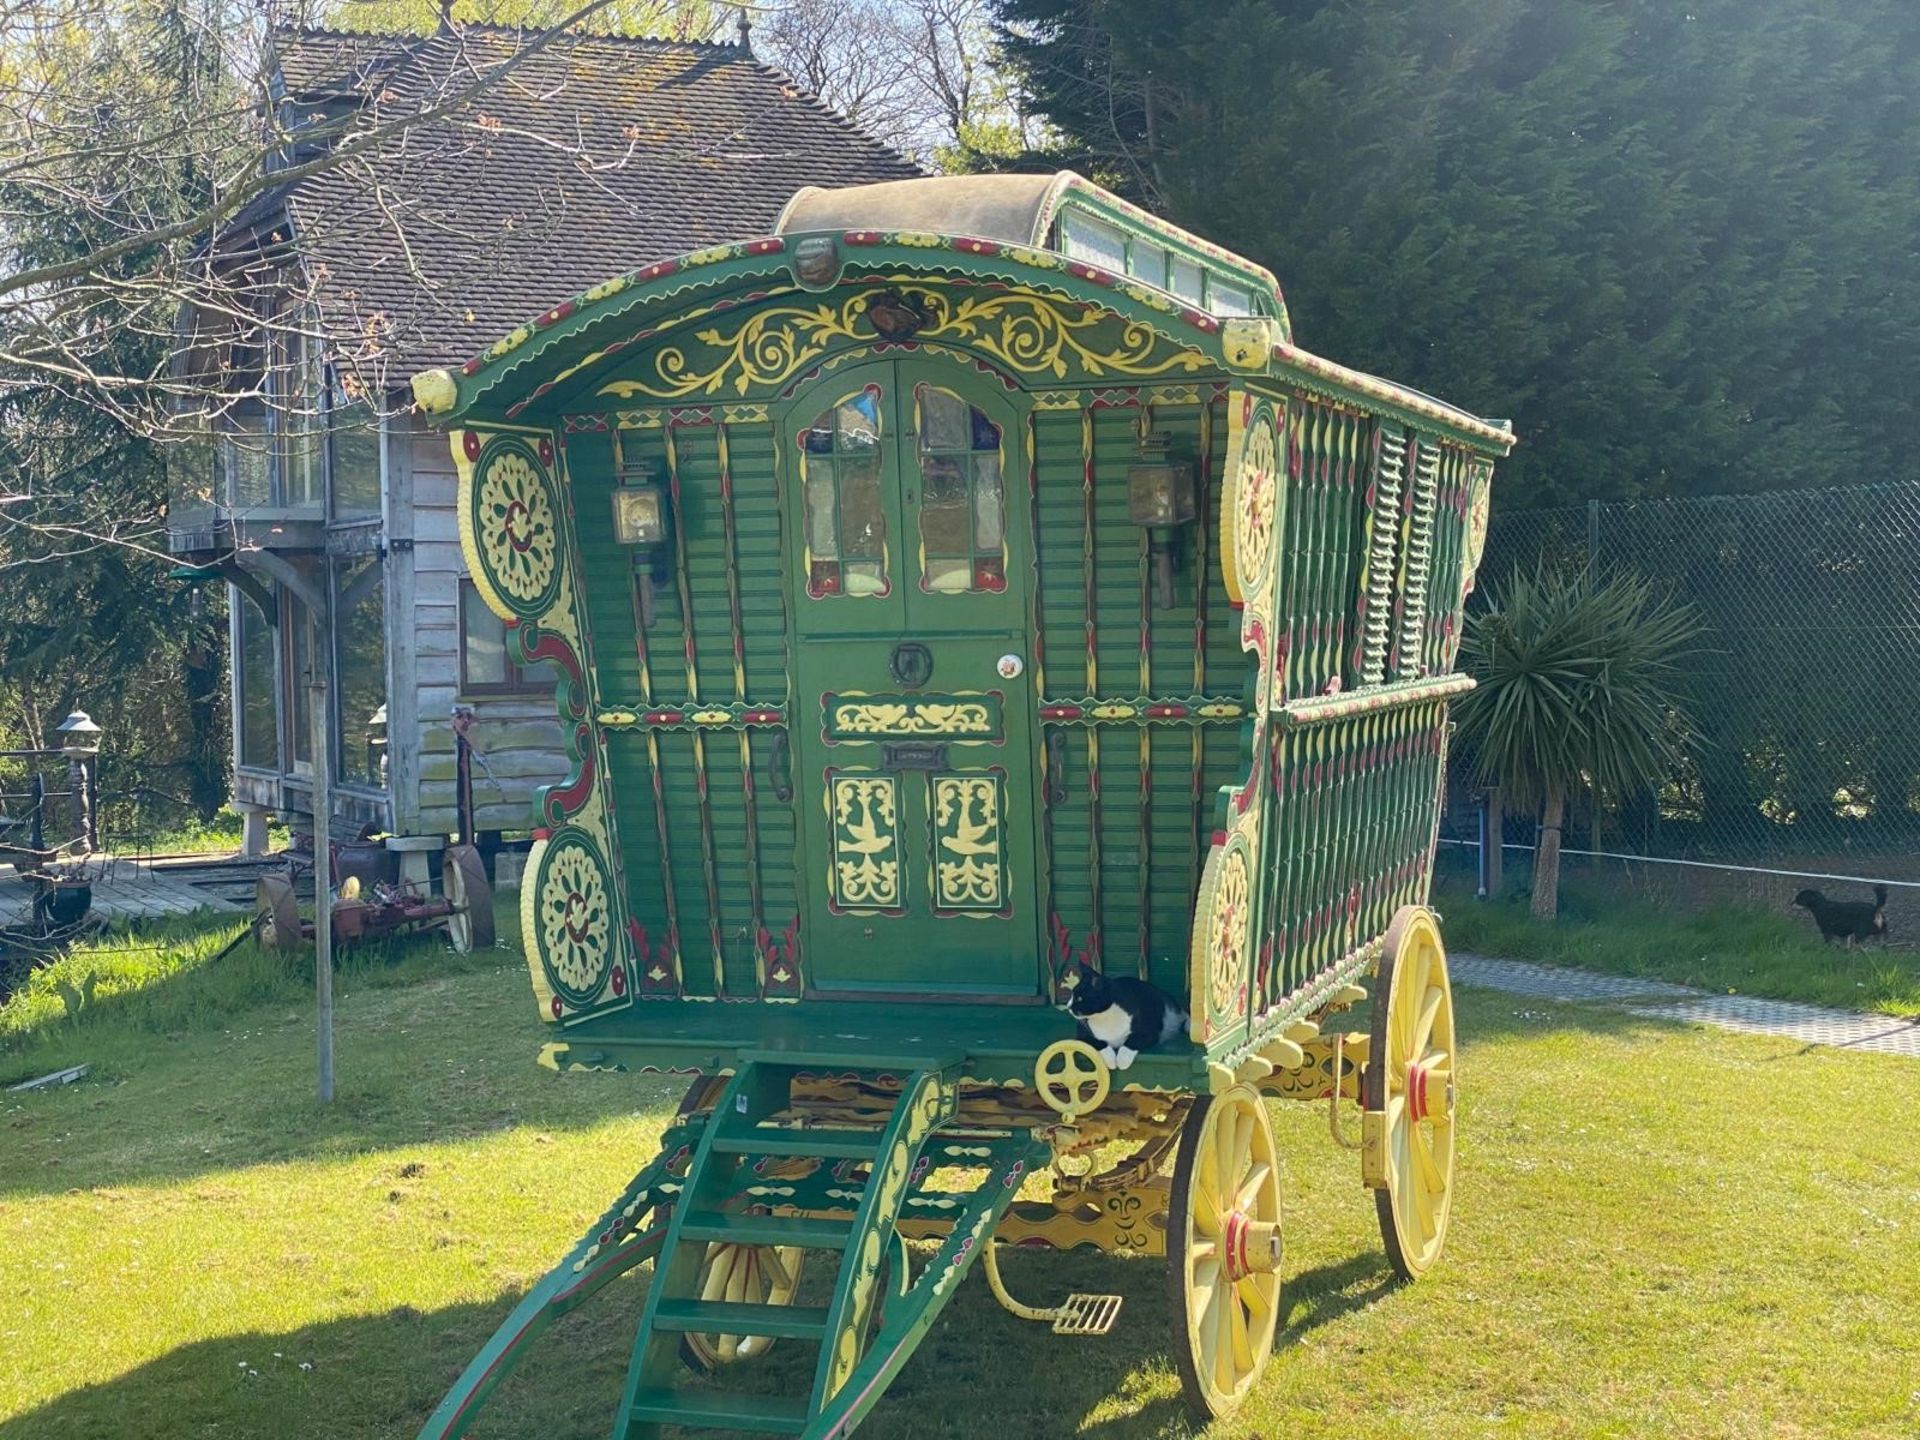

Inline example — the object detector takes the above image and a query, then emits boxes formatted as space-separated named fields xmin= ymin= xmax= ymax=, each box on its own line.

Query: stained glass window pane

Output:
xmin=973 ymin=455 xmax=1005 ymax=549
xmin=970 ymin=406 xmax=1001 ymax=452
xmin=838 ymin=451 xmax=885 ymax=559
xmin=920 ymin=387 xmax=970 ymax=451
xmin=838 ymin=390 xmax=880 ymax=449
xmin=920 ymin=455 xmax=970 ymax=558
xmin=805 ymin=470 xmax=839 ymax=559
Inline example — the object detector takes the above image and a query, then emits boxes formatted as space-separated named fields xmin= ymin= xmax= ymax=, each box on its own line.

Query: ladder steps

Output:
xmin=626 ymin=1386 xmax=808 ymax=1435
xmin=678 ymin=1212 xmax=852 ymax=1250
xmin=711 ymin=1129 xmax=880 ymax=1160
xmin=651 ymin=1298 xmax=831 ymax=1341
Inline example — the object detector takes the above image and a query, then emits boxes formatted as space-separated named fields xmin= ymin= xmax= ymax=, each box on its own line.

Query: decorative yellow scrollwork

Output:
xmin=933 ymin=774 xmax=1004 ymax=911
xmin=828 ymin=774 xmax=901 ymax=911
xmin=597 ymin=288 xmax=1210 ymax=402
xmin=830 ymin=699 xmax=996 ymax=739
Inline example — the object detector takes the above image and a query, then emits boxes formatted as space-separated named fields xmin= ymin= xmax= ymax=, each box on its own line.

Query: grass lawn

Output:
xmin=3 ymin=920 xmax=1918 ymax=1438
xmin=1436 ymin=868 xmax=1920 ymax=1019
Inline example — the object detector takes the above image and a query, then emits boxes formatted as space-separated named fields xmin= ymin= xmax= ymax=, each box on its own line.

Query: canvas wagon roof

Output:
xmin=261 ymin=25 xmax=921 ymax=380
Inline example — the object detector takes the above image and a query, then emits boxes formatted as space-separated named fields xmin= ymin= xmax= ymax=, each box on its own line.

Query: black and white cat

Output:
xmin=1061 ymin=961 xmax=1189 ymax=1071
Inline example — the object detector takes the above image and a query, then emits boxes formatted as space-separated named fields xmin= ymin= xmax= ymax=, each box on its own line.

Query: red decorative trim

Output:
xmin=462 ymin=430 xmax=482 ymax=461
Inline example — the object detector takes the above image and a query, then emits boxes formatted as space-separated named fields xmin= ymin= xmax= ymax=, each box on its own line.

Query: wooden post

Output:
xmin=1480 ymin=787 xmax=1503 ymax=899
xmin=310 ymin=643 xmax=335 ymax=1105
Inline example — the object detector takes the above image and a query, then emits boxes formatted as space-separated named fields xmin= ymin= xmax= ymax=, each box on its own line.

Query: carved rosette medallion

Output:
xmin=529 ymin=827 xmax=615 ymax=1006
xmin=471 ymin=437 xmax=563 ymax=619
xmin=1192 ymin=829 xmax=1253 ymax=1036
xmin=455 ymin=425 xmax=635 ymax=1023
xmin=1221 ymin=394 xmax=1281 ymax=605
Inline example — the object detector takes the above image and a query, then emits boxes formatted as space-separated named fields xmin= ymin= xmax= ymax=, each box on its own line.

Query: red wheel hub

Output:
xmin=1407 ymin=1061 xmax=1430 ymax=1123
xmin=1222 ymin=1210 xmax=1251 ymax=1282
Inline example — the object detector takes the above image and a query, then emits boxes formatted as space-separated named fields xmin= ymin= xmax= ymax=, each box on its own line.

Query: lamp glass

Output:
xmin=1127 ymin=462 xmax=1196 ymax=527
xmin=611 ymin=486 xmax=665 ymax=547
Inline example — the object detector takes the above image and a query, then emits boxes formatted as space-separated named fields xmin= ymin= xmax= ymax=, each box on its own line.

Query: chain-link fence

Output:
xmin=1443 ymin=482 xmax=1920 ymax=909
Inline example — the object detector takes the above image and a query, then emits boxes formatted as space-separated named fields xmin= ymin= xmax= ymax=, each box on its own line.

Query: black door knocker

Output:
xmin=888 ymin=641 xmax=934 ymax=689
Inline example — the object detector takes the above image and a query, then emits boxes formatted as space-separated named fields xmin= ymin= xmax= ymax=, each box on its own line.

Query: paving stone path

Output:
xmin=1452 ymin=953 xmax=1920 ymax=1059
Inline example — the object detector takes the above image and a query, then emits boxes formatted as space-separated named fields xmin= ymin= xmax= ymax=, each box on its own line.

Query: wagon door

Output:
xmin=784 ymin=360 xmax=1041 ymax=996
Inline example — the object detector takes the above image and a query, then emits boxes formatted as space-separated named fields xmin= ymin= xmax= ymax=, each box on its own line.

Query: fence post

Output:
xmin=1477 ymin=788 xmax=1503 ymax=898
xmin=1586 ymin=498 xmax=1600 ymax=571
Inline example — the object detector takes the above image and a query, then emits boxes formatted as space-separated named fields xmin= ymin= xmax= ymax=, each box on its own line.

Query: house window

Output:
xmin=797 ymin=384 xmax=889 ymax=598
xmin=286 ymin=594 xmax=317 ymax=769
xmin=460 ymin=580 xmax=554 ymax=694
xmin=236 ymin=589 xmax=278 ymax=770
xmin=273 ymin=306 xmax=323 ymax=509
xmin=216 ymin=301 xmax=325 ymax=512
xmin=335 ymin=557 xmax=387 ymax=788
xmin=331 ymin=398 xmax=380 ymax=518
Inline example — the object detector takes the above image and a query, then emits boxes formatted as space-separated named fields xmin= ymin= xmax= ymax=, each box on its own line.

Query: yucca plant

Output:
xmin=1456 ymin=569 xmax=1702 ymax=920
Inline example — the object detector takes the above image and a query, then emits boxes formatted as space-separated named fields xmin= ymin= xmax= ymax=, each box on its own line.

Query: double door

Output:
xmin=784 ymin=360 xmax=1040 ymax=996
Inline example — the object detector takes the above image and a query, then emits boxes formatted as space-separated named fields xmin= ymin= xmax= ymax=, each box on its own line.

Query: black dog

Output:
xmin=1791 ymin=885 xmax=1889 ymax=947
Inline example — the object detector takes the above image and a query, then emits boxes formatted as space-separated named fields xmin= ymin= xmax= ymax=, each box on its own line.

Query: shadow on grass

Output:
xmin=0 ymin=1237 xmax=1404 ymax=1440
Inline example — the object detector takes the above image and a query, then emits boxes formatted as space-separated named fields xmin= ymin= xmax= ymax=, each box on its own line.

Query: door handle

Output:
xmin=1045 ymin=730 xmax=1068 ymax=806
xmin=766 ymin=731 xmax=794 ymax=804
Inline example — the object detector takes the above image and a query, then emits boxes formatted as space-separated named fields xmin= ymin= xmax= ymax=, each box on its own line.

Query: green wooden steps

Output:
xmin=652 ymin=1298 xmax=832 ymax=1341
xmin=614 ymin=1059 xmax=961 ymax=1439
xmin=625 ymin=1388 xmax=809 ymax=1435
xmin=676 ymin=1213 xmax=852 ymax=1249
xmin=710 ymin=1129 xmax=880 ymax=1161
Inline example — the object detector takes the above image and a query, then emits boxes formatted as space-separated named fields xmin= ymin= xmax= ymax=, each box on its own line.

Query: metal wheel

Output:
xmin=1168 ymin=1083 xmax=1283 ymax=1421
xmin=1365 ymin=906 xmax=1457 ymax=1282
xmin=444 ymin=844 xmax=495 ymax=953
xmin=677 ymin=1241 xmax=809 ymax=1373
xmin=253 ymin=874 xmax=301 ymax=949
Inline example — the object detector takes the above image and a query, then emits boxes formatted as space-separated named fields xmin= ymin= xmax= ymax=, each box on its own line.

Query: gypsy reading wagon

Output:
xmin=412 ymin=172 xmax=1513 ymax=1438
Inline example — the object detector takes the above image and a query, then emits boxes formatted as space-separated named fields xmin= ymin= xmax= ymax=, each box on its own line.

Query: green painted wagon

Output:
xmin=410 ymin=171 xmax=1513 ymax=1438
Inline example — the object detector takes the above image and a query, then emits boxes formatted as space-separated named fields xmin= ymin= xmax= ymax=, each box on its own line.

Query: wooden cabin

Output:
xmin=418 ymin=170 xmax=1514 ymax=1074
xmin=166 ymin=25 xmax=918 ymax=879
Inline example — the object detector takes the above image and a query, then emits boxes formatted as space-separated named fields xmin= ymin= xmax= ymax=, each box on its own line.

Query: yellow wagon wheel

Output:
xmin=677 ymin=1241 xmax=809 ymax=1373
xmin=1365 ymin=906 xmax=1458 ymax=1282
xmin=1167 ymin=1083 xmax=1283 ymax=1421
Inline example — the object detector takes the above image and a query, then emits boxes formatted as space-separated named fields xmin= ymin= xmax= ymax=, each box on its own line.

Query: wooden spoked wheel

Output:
xmin=677 ymin=1242 xmax=808 ymax=1373
xmin=1366 ymin=906 xmax=1457 ymax=1282
xmin=253 ymin=874 xmax=301 ymax=949
xmin=443 ymin=845 xmax=495 ymax=953
xmin=1168 ymin=1083 xmax=1283 ymax=1421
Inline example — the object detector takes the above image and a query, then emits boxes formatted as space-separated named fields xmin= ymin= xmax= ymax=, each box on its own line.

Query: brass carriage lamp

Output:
xmin=612 ymin=471 xmax=671 ymax=627
xmin=1127 ymin=432 xmax=1197 ymax=609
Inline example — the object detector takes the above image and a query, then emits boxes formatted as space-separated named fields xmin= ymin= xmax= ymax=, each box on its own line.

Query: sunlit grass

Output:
xmin=1437 ymin=872 xmax=1920 ymax=1017
xmin=3 ymin=952 xmax=1917 ymax=1438
xmin=0 ymin=893 xmax=523 ymax=1082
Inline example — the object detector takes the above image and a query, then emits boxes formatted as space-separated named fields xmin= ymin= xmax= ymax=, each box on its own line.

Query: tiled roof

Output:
xmin=267 ymin=25 xmax=922 ymax=381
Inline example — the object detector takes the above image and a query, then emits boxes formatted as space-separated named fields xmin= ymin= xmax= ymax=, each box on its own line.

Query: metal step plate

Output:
xmin=1052 ymin=1292 xmax=1123 ymax=1336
